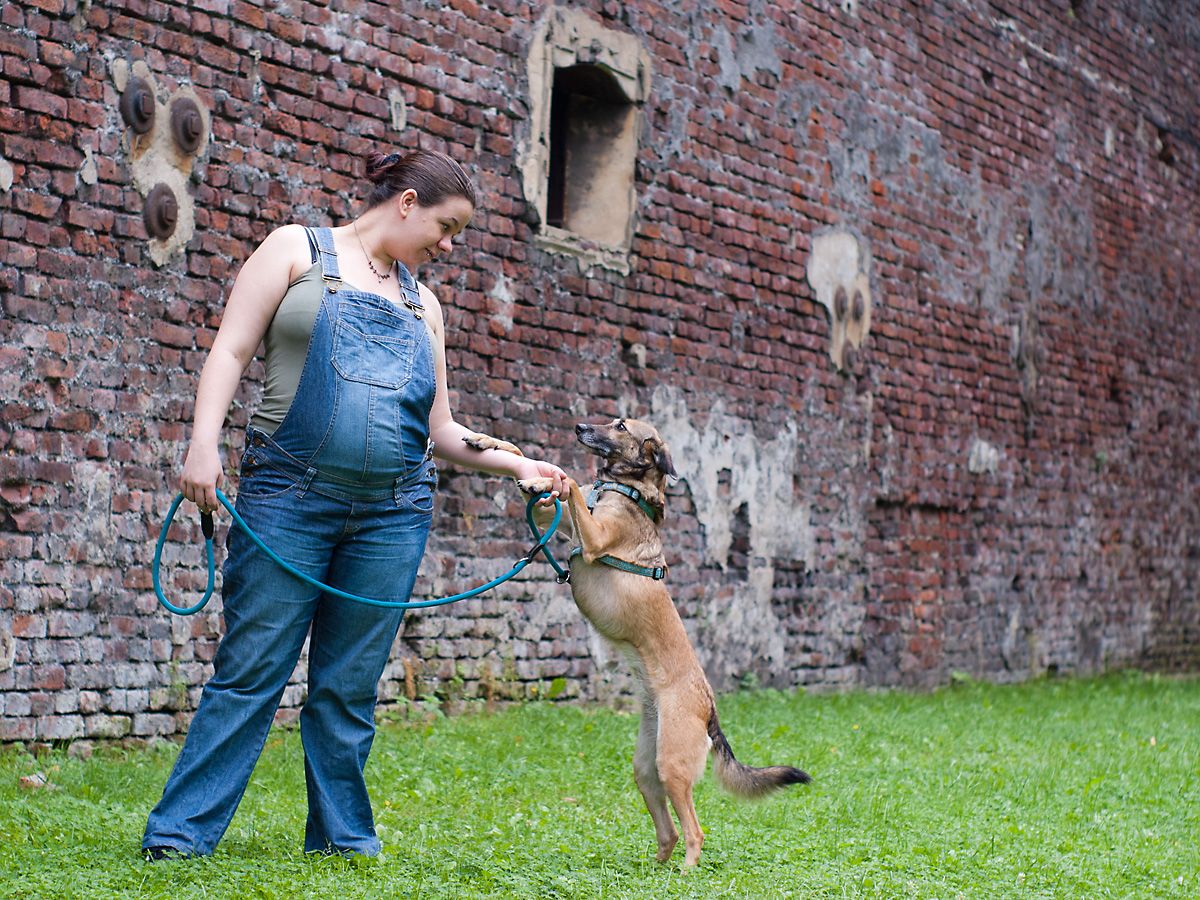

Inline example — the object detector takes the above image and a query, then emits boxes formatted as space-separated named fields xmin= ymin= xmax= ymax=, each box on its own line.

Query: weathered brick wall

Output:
xmin=1 ymin=0 xmax=1197 ymax=741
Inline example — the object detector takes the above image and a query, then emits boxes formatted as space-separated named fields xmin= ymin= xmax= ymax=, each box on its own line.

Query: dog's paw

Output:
xmin=463 ymin=432 xmax=524 ymax=456
xmin=517 ymin=477 xmax=555 ymax=496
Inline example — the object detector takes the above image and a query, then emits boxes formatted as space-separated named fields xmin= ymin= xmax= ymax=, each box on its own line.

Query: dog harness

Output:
xmin=567 ymin=481 xmax=668 ymax=580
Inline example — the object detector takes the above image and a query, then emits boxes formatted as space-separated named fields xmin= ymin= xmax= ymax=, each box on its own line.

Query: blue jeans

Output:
xmin=143 ymin=453 xmax=436 ymax=856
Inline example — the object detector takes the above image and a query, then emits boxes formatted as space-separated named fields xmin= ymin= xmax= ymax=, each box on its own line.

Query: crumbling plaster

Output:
xmin=649 ymin=386 xmax=837 ymax=686
xmin=651 ymin=386 xmax=815 ymax=575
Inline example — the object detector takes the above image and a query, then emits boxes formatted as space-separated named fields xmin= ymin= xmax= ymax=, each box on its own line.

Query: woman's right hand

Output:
xmin=181 ymin=442 xmax=224 ymax=514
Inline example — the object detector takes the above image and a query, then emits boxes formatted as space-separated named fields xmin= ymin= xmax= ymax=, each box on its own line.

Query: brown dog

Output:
xmin=519 ymin=418 xmax=810 ymax=867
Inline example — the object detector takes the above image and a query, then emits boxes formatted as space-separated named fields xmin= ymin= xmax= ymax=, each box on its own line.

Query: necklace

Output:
xmin=353 ymin=222 xmax=392 ymax=283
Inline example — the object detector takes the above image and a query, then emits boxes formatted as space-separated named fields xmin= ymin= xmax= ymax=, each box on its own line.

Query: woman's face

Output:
xmin=394 ymin=191 xmax=474 ymax=269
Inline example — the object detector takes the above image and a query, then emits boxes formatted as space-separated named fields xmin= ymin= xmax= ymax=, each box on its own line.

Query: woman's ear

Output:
xmin=396 ymin=188 xmax=419 ymax=217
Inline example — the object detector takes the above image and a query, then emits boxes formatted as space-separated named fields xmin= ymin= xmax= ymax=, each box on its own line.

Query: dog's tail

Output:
xmin=708 ymin=706 xmax=811 ymax=798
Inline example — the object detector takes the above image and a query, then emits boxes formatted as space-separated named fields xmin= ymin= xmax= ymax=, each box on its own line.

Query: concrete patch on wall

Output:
xmin=109 ymin=58 xmax=209 ymax=267
xmin=997 ymin=599 xmax=1046 ymax=677
xmin=710 ymin=0 xmax=784 ymax=94
xmin=651 ymin=385 xmax=815 ymax=684
xmin=0 ymin=618 xmax=14 ymax=673
xmin=79 ymin=147 xmax=99 ymax=186
xmin=388 ymin=88 xmax=407 ymax=132
xmin=75 ymin=464 xmax=118 ymax=566
xmin=487 ymin=270 xmax=516 ymax=333
xmin=968 ymin=438 xmax=1001 ymax=475
xmin=805 ymin=229 xmax=873 ymax=370
xmin=652 ymin=386 xmax=814 ymax=571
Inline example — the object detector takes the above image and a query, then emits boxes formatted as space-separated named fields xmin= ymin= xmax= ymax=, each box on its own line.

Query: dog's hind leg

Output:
xmin=657 ymin=713 xmax=710 ymax=867
xmin=633 ymin=700 xmax=678 ymax=862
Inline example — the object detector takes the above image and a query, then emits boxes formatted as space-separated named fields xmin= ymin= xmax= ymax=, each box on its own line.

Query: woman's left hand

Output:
xmin=516 ymin=458 xmax=570 ymax=505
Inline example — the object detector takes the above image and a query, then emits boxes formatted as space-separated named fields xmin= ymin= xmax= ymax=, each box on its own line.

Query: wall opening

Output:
xmin=520 ymin=6 xmax=651 ymax=273
xmin=546 ymin=64 xmax=637 ymax=245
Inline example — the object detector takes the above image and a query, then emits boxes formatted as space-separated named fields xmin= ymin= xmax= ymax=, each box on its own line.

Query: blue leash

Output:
xmin=152 ymin=487 xmax=569 ymax=615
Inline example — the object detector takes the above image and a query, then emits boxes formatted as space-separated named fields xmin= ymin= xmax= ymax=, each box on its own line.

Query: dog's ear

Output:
xmin=651 ymin=441 xmax=678 ymax=482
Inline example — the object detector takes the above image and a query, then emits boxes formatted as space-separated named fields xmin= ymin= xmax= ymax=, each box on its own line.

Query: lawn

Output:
xmin=1 ymin=672 xmax=1197 ymax=899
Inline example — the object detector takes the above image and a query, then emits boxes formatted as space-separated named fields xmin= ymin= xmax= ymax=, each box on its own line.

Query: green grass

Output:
xmin=1 ymin=672 xmax=1198 ymax=898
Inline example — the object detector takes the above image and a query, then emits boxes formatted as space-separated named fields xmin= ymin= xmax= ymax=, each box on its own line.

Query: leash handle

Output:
xmin=152 ymin=493 xmax=217 ymax=615
xmin=152 ymin=487 xmax=564 ymax=615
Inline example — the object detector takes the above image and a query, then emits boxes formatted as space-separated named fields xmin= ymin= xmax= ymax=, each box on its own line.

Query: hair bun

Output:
xmin=362 ymin=149 xmax=477 ymax=210
xmin=364 ymin=152 xmax=402 ymax=184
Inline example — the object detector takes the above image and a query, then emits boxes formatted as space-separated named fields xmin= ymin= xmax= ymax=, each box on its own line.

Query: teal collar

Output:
xmin=587 ymin=480 xmax=662 ymax=523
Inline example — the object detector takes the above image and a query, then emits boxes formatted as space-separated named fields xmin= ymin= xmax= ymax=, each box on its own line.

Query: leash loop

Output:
xmin=153 ymin=487 xmax=566 ymax=615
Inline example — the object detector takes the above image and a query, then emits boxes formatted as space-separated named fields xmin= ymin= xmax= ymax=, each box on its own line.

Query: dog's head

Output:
xmin=575 ymin=418 xmax=678 ymax=483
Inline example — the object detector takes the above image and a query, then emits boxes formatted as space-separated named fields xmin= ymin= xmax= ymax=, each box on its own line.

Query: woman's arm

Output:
xmin=181 ymin=224 xmax=312 ymax=511
xmin=420 ymin=284 xmax=568 ymax=498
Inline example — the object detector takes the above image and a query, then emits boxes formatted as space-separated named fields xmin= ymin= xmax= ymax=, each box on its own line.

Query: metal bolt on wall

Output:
xmin=119 ymin=77 xmax=155 ymax=134
xmin=144 ymin=183 xmax=179 ymax=241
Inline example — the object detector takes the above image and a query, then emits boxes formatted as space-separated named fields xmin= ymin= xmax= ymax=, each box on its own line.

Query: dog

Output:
xmin=515 ymin=418 xmax=810 ymax=867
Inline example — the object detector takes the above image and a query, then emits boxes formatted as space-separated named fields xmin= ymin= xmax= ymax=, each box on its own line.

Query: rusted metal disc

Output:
xmin=119 ymin=78 xmax=156 ymax=134
xmin=144 ymin=183 xmax=178 ymax=240
xmin=170 ymin=98 xmax=204 ymax=154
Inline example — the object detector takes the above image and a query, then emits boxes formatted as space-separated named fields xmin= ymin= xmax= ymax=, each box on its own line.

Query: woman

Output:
xmin=143 ymin=150 xmax=567 ymax=860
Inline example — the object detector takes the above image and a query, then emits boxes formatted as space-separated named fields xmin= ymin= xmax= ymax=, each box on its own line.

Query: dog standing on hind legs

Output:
xmin=515 ymin=418 xmax=811 ymax=867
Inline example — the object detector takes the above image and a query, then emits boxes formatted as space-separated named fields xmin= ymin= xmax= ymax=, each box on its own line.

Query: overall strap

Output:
xmin=396 ymin=262 xmax=425 ymax=316
xmin=311 ymin=227 xmax=342 ymax=291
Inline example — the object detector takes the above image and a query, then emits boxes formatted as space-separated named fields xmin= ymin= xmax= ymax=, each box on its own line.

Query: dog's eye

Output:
xmin=616 ymin=421 xmax=627 ymax=432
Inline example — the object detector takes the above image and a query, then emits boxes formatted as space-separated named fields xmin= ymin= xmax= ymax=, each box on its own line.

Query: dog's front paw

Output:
xmin=463 ymin=432 xmax=524 ymax=456
xmin=517 ymin=477 xmax=555 ymax=496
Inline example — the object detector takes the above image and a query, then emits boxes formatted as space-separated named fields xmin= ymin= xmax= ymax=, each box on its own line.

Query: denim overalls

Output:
xmin=145 ymin=227 xmax=437 ymax=857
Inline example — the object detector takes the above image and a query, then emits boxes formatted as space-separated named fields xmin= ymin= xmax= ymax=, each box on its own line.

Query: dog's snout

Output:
xmin=575 ymin=423 xmax=591 ymax=435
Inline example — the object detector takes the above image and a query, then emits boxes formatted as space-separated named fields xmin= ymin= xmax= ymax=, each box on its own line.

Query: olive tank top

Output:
xmin=250 ymin=262 xmax=323 ymax=433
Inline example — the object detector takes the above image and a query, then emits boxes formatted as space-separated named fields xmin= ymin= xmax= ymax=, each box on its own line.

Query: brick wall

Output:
xmin=1 ymin=0 xmax=1197 ymax=741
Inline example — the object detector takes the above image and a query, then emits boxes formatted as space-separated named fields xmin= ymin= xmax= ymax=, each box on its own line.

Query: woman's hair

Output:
xmin=364 ymin=149 xmax=477 ymax=210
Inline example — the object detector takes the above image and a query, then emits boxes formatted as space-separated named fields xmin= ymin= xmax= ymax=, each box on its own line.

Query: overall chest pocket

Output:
xmin=331 ymin=298 xmax=416 ymax=390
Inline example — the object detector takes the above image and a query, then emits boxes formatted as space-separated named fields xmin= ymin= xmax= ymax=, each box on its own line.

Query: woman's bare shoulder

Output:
xmin=416 ymin=281 xmax=445 ymax=336
xmin=253 ymin=224 xmax=315 ymax=284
